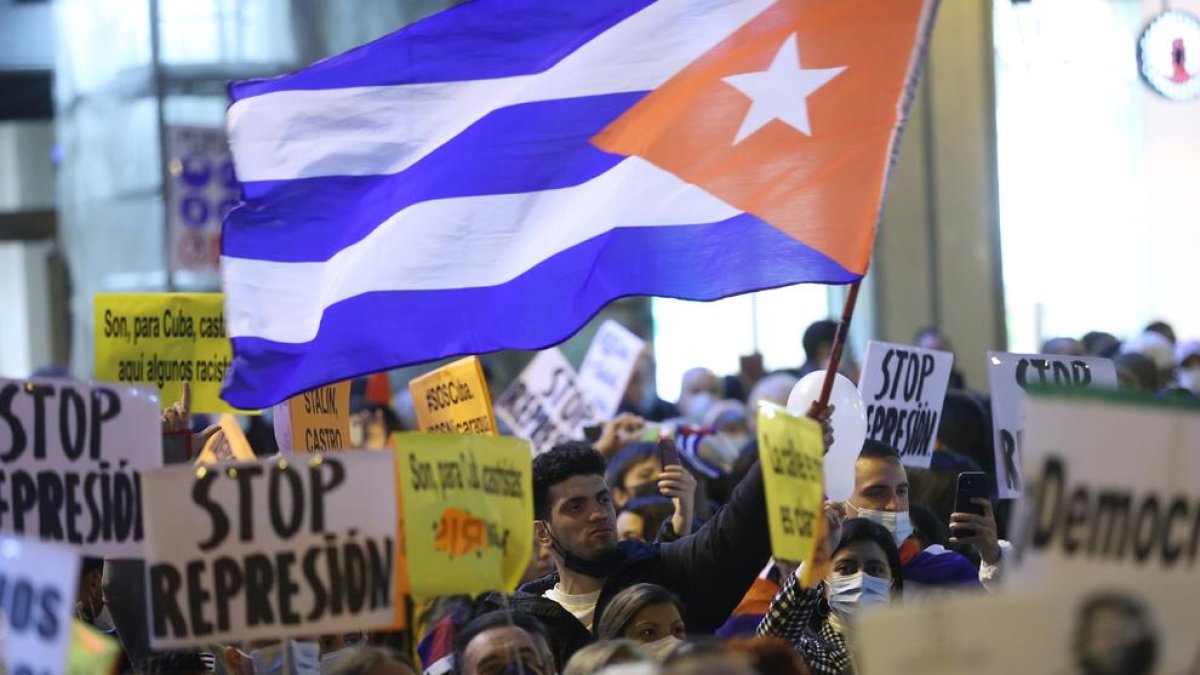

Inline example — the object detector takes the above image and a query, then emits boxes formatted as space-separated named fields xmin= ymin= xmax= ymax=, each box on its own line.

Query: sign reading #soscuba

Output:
xmin=859 ymin=341 xmax=954 ymax=468
xmin=0 ymin=378 xmax=162 ymax=557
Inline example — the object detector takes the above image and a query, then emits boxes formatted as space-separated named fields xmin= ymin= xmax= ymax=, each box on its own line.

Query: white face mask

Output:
xmin=827 ymin=571 xmax=891 ymax=621
xmin=1179 ymin=368 xmax=1200 ymax=394
xmin=320 ymin=644 xmax=361 ymax=673
xmin=250 ymin=641 xmax=320 ymax=675
xmin=642 ymin=635 xmax=683 ymax=662
xmin=847 ymin=503 xmax=913 ymax=547
xmin=681 ymin=391 xmax=716 ymax=424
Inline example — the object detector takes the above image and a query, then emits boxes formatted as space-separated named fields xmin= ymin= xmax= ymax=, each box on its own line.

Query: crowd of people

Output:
xmin=64 ymin=319 xmax=1197 ymax=675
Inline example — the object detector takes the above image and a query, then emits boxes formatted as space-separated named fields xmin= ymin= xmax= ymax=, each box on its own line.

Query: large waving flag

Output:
xmin=221 ymin=0 xmax=938 ymax=409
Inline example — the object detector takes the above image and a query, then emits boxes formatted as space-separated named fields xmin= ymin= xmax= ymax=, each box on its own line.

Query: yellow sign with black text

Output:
xmin=408 ymin=356 xmax=497 ymax=435
xmin=757 ymin=402 xmax=824 ymax=563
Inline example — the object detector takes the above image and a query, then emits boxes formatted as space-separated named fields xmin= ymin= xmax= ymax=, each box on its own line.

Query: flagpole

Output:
xmin=816 ymin=279 xmax=861 ymax=410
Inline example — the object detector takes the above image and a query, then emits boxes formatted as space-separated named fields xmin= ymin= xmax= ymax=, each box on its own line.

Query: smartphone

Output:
xmin=954 ymin=472 xmax=990 ymax=518
xmin=658 ymin=437 xmax=681 ymax=468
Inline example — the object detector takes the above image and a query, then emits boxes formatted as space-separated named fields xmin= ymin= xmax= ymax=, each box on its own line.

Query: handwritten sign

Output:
xmin=0 ymin=378 xmax=161 ymax=556
xmin=274 ymin=381 xmax=352 ymax=453
xmin=396 ymin=433 xmax=533 ymax=596
xmin=142 ymin=451 xmax=403 ymax=648
xmin=757 ymin=403 xmax=824 ymax=563
xmin=196 ymin=414 xmax=257 ymax=465
xmin=577 ymin=321 xmax=645 ymax=420
xmin=859 ymin=341 xmax=954 ymax=468
xmin=0 ymin=536 xmax=80 ymax=675
xmin=94 ymin=293 xmax=245 ymax=414
xmin=494 ymin=350 xmax=596 ymax=455
xmin=1015 ymin=392 xmax=1200 ymax=586
xmin=408 ymin=357 xmax=496 ymax=435
xmin=986 ymin=353 xmax=1117 ymax=498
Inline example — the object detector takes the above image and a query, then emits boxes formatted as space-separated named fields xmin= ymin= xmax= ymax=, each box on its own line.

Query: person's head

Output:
xmin=744 ymin=373 xmax=798 ymax=433
xmin=1074 ymin=593 xmax=1158 ymax=675
xmin=1122 ymin=331 xmax=1175 ymax=379
xmin=1115 ymin=352 xmax=1159 ymax=393
xmin=826 ymin=518 xmax=903 ymax=622
xmin=534 ymin=443 xmax=618 ymax=578
xmin=1041 ymin=337 xmax=1084 ymax=356
xmin=721 ymin=637 xmax=810 ymax=675
xmin=936 ymin=391 xmax=993 ymax=474
xmin=77 ymin=557 xmax=105 ymax=622
xmin=1175 ymin=340 xmax=1200 ymax=394
xmin=1144 ymin=320 xmax=1176 ymax=345
xmin=914 ymin=326 xmax=952 ymax=353
xmin=606 ymin=443 xmax=661 ymax=509
xmin=1082 ymin=331 xmax=1120 ymax=356
xmin=325 ymin=646 xmax=418 ymax=675
xmin=678 ymin=368 xmax=721 ymax=422
xmin=454 ymin=612 xmax=555 ymax=675
xmin=803 ymin=320 xmax=839 ymax=364
xmin=616 ymin=496 xmax=675 ymax=543
xmin=848 ymin=441 xmax=912 ymax=546
xmin=595 ymin=584 xmax=686 ymax=661
xmin=562 ymin=640 xmax=649 ymax=675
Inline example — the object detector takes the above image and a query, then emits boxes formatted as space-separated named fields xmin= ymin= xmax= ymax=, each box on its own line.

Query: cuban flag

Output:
xmin=221 ymin=0 xmax=938 ymax=410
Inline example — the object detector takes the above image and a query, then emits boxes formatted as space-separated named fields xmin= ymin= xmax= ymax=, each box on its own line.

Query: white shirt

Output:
xmin=543 ymin=584 xmax=601 ymax=630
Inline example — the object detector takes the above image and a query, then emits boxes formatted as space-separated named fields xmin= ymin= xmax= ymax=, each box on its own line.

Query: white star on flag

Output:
xmin=722 ymin=33 xmax=848 ymax=143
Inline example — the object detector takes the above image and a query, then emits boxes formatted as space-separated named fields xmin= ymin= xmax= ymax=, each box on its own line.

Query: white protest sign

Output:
xmin=1014 ymin=393 xmax=1200 ymax=587
xmin=167 ymin=126 xmax=237 ymax=275
xmin=856 ymin=579 xmax=1200 ymax=675
xmin=0 ymin=536 xmax=79 ymax=675
xmin=142 ymin=451 xmax=402 ymax=648
xmin=0 ymin=377 xmax=162 ymax=557
xmin=577 ymin=321 xmax=645 ymax=421
xmin=494 ymin=350 xmax=597 ymax=456
xmin=858 ymin=341 xmax=954 ymax=468
xmin=985 ymin=353 xmax=1117 ymax=498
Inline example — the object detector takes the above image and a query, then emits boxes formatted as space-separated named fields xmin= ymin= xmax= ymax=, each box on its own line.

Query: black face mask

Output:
xmin=542 ymin=524 xmax=622 ymax=579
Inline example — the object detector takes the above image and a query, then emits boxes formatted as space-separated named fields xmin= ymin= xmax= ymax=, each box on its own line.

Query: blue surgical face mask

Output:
xmin=847 ymin=503 xmax=914 ymax=547
xmin=250 ymin=640 xmax=320 ymax=674
xmin=827 ymin=571 xmax=891 ymax=621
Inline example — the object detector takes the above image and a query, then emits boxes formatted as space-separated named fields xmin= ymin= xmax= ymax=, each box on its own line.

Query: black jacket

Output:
xmin=480 ymin=462 xmax=769 ymax=667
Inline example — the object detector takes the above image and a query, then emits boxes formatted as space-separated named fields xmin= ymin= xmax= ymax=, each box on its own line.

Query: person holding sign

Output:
xmin=757 ymin=518 xmax=903 ymax=675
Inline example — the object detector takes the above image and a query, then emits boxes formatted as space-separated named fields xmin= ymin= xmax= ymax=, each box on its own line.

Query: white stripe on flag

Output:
xmin=227 ymin=0 xmax=772 ymax=182
xmin=222 ymin=158 xmax=741 ymax=343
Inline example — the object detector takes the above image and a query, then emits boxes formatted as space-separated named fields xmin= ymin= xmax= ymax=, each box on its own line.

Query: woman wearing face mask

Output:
xmin=594 ymin=584 xmax=687 ymax=662
xmin=756 ymin=515 xmax=903 ymax=675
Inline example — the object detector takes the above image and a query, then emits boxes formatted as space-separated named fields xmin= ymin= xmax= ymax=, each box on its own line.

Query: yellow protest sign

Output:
xmin=408 ymin=356 xmax=497 ymax=435
xmin=757 ymin=402 xmax=824 ymax=563
xmin=284 ymin=381 xmax=352 ymax=452
xmin=395 ymin=433 xmax=532 ymax=596
xmin=67 ymin=619 xmax=122 ymax=674
xmin=94 ymin=293 xmax=246 ymax=414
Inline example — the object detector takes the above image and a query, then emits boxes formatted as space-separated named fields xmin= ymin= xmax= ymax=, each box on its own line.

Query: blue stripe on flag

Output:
xmin=221 ymin=216 xmax=859 ymax=409
xmin=231 ymin=0 xmax=655 ymax=99
xmin=227 ymin=92 xmax=642 ymax=263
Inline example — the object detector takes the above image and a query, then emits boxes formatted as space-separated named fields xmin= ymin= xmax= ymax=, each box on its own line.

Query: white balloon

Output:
xmin=786 ymin=370 xmax=868 ymax=501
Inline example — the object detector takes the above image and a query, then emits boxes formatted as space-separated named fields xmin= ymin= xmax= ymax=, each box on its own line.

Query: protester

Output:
xmin=606 ymin=441 xmax=698 ymax=538
xmin=454 ymin=611 xmax=557 ymax=675
xmin=617 ymin=496 xmax=679 ymax=543
xmin=563 ymin=640 xmax=652 ymax=675
xmin=1121 ymin=330 xmax=1175 ymax=388
xmin=619 ymin=354 xmax=680 ymax=422
xmin=326 ymin=646 xmax=419 ymax=675
xmin=481 ymin=439 xmax=772 ymax=665
xmin=1082 ymin=331 xmax=1120 ymax=357
xmin=796 ymin=320 xmax=839 ymax=380
xmin=1115 ymin=352 xmax=1160 ymax=393
xmin=846 ymin=441 xmax=1003 ymax=593
xmin=677 ymin=368 xmax=723 ymax=425
xmin=1175 ymin=340 xmax=1200 ymax=394
xmin=1144 ymin=320 xmax=1176 ymax=345
xmin=595 ymin=584 xmax=687 ymax=660
xmin=1042 ymin=337 xmax=1085 ymax=356
xmin=757 ymin=518 xmax=903 ymax=675
xmin=913 ymin=326 xmax=966 ymax=389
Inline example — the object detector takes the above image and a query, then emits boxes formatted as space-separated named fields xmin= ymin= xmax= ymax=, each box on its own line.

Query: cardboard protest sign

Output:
xmin=859 ymin=341 xmax=954 ymax=468
xmin=577 ymin=320 xmax=645 ymax=421
xmin=0 ymin=536 xmax=80 ymax=675
xmin=142 ymin=451 xmax=403 ymax=648
xmin=66 ymin=620 xmax=123 ymax=675
xmin=396 ymin=433 xmax=533 ymax=596
xmin=273 ymin=381 xmax=352 ymax=453
xmin=985 ymin=352 xmax=1117 ymax=498
xmin=94 ymin=293 xmax=246 ymax=414
xmin=494 ymin=349 xmax=597 ymax=455
xmin=856 ymin=579 xmax=1200 ymax=675
xmin=408 ymin=357 xmax=497 ymax=435
xmin=757 ymin=403 xmax=824 ymax=563
xmin=1014 ymin=392 xmax=1200 ymax=587
xmin=0 ymin=378 xmax=161 ymax=556
xmin=196 ymin=414 xmax=257 ymax=464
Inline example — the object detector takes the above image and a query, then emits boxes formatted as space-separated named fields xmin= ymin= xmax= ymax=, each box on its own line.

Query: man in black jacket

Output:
xmin=482 ymin=440 xmax=773 ymax=668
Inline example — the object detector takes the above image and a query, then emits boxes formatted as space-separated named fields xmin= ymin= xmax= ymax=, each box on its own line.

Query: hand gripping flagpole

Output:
xmin=815 ymin=279 xmax=862 ymax=412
